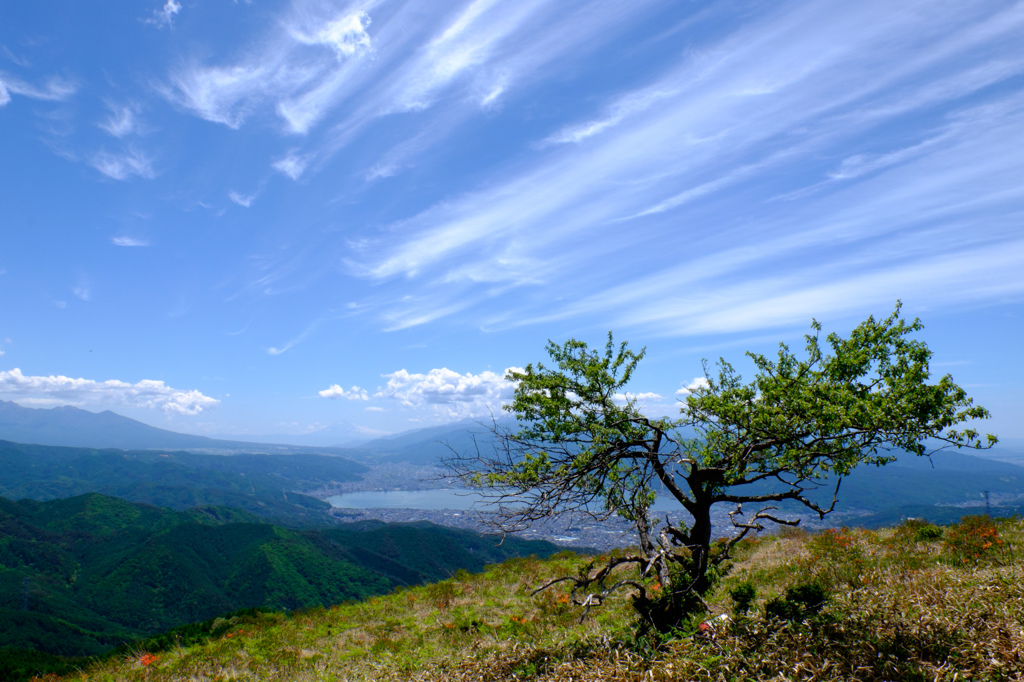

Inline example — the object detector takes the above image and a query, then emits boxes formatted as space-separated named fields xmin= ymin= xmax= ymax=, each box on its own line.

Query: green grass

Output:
xmin=35 ymin=516 xmax=1024 ymax=681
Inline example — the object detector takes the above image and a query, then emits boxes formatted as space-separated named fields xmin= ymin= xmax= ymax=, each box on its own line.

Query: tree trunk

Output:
xmin=687 ymin=498 xmax=714 ymax=597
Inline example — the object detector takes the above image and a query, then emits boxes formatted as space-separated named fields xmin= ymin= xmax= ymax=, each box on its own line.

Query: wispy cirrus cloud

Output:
xmin=98 ymin=103 xmax=140 ymax=138
xmin=72 ymin=285 xmax=91 ymax=302
xmin=0 ymin=368 xmax=219 ymax=415
xmin=111 ymin=236 xmax=149 ymax=247
xmin=539 ymin=87 xmax=678 ymax=148
xmin=346 ymin=0 xmax=1024 ymax=335
xmin=271 ymin=152 xmax=311 ymax=180
xmin=146 ymin=0 xmax=182 ymax=28
xmin=90 ymin=148 xmax=155 ymax=180
xmin=228 ymin=190 xmax=257 ymax=207
xmin=162 ymin=4 xmax=375 ymax=131
xmin=164 ymin=0 xmax=660 ymax=175
xmin=0 ymin=72 xmax=76 ymax=107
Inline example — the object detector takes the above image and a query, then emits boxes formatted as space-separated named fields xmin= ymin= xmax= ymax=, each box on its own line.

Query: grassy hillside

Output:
xmin=29 ymin=514 xmax=1023 ymax=681
xmin=0 ymin=494 xmax=559 ymax=661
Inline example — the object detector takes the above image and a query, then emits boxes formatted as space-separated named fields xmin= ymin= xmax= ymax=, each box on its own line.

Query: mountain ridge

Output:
xmin=0 ymin=401 xmax=356 ymax=454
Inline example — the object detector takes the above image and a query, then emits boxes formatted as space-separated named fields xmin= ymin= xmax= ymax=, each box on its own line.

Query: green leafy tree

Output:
xmin=451 ymin=304 xmax=994 ymax=631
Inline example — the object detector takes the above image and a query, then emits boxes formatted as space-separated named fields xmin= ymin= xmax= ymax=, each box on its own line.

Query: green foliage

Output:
xmin=895 ymin=517 xmax=945 ymax=543
xmin=685 ymin=306 xmax=994 ymax=483
xmin=728 ymin=582 xmax=756 ymax=615
xmin=763 ymin=582 xmax=829 ymax=622
xmin=498 ymin=334 xmax=664 ymax=522
xmin=322 ymin=523 xmax=556 ymax=587
xmin=916 ymin=524 xmax=944 ymax=541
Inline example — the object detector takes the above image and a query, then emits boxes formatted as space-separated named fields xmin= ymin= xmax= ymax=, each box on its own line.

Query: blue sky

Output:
xmin=1 ymin=0 xmax=1022 ymax=444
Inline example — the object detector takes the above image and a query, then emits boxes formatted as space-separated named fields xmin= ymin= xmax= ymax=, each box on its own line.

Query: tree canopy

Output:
xmin=451 ymin=304 xmax=995 ymax=630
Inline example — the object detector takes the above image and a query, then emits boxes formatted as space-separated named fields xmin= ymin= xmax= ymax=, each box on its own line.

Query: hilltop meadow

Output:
xmin=9 ymin=514 xmax=1022 ymax=682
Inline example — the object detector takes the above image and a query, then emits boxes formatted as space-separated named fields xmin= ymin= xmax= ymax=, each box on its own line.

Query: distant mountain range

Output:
xmin=348 ymin=416 xmax=1024 ymax=471
xmin=0 ymin=440 xmax=370 ymax=527
xmin=344 ymin=418 xmax=514 ymax=466
xmin=0 ymin=401 xmax=357 ymax=454
xmin=770 ymin=446 xmax=1024 ymax=522
xmin=2 ymin=399 xmax=1022 ymax=524
xmin=6 ymin=398 xmax=1021 ymax=469
xmin=351 ymin=419 xmax=1024 ymax=522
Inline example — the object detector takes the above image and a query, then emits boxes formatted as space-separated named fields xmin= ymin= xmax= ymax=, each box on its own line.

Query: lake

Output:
xmin=327 ymin=489 xmax=487 ymax=510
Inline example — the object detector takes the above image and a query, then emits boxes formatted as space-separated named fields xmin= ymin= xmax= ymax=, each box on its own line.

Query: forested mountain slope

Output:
xmin=0 ymin=493 xmax=559 ymax=657
xmin=0 ymin=440 xmax=365 ymax=526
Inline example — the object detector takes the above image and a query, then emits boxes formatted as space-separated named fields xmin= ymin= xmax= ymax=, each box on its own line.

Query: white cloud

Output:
xmin=163 ymin=7 xmax=374 ymax=132
xmin=291 ymin=11 xmax=372 ymax=61
xmin=0 ymin=72 xmax=76 ymax=106
xmin=111 ymin=236 xmax=149 ymax=247
xmin=72 ymin=286 xmax=91 ymax=302
xmin=147 ymin=0 xmax=182 ymax=28
xmin=676 ymin=378 xmax=710 ymax=396
xmin=228 ymin=190 xmax=257 ymax=207
xmin=164 ymin=63 xmax=266 ymax=128
xmin=98 ymin=103 xmax=138 ymax=138
xmin=318 ymin=384 xmax=369 ymax=400
xmin=272 ymin=152 xmax=310 ymax=180
xmin=365 ymin=162 xmax=400 ymax=181
xmin=826 ymin=132 xmax=949 ymax=181
xmin=375 ymin=366 xmax=520 ymax=417
xmin=541 ymin=87 xmax=676 ymax=147
xmin=613 ymin=391 xmax=663 ymax=404
xmin=0 ymin=368 xmax=219 ymax=415
xmin=266 ymin=316 xmax=327 ymax=356
xmin=90 ymin=148 xmax=155 ymax=180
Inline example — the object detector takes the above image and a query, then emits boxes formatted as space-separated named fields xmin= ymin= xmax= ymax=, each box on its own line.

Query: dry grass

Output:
xmin=48 ymin=518 xmax=1024 ymax=682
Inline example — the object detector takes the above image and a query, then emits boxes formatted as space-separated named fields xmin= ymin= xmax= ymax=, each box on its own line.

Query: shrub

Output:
xmin=943 ymin=515 xmax=1009 ymax=565
xmin=729 ymin=582 xmax=757 ymax=615
xmin=895 ymin=518 xmax=944 ymax=542
xmin=425 ymin=580 xmax=460 ymax=610
xmin=916 ymin=524 xmax=944 ymax=541
xmin=764 ymin=582 xmax=828 ymax=622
